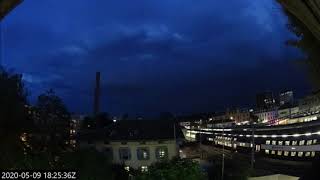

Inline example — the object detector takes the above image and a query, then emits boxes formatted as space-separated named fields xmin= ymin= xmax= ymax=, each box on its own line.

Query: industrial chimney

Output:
xmin=93 ymin=72 xmax=101 ymax=115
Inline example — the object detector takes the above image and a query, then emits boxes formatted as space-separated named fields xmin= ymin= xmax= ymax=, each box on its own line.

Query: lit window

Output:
xmin=119 ymin=148 xmax=131 ymax=160
xmin=305 ymin=152 xmax=311 ymax=157
xmin=156 ymin=146 xmax=168 ymax=159
xmin=266 ymin=140 xmax=270 ymax=145
xmin=311 ymin=152 xmax=316 ymax=157
xmin=307 ymin=140 xmax=313 ymax=145
xmin=278 ymin=141 xmax=283 ymax=145
xmin=137 ymin=148 xmax=150 ymax=160
xmin=265 ymin=150 xmax=269 ymax=154
xmin=124 ymin=166 xmax=130 ymax=172
xmin=291 ymin=152 xmax=296 ymax=156
xmin=272 ymin=141 xmax=276 ymax=145
xmin=298 ymin=152 xmax=303 ymax=157
xmin=292 ymin=141 xmax=297 ymax=146
xmin=299 ymin=140 xmax=305 ymax=146
xmin=277 ymin=151 xmax=282 ymax=156
xmin=313 ymin=139 xmax=317 ymax=144
xmin=284 ymin=151 xmax=289 ymax=156
xmin=271 ymin=150 xmax=275 ymax=155
xmin=285 ymin=141 xmax=290 ymax=146
xmin=141 ymin=166 xmax=148 ymax=172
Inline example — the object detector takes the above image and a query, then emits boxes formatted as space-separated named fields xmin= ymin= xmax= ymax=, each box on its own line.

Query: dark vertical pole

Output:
xmin=0 ymin=21 xmax=3 ymax=66
xmin=250 ymin=111 xmax=256 ymax=171
xmin=94 ymin=72 xmax=101 ymax=116
xmin=251 ymin=123 xmax=255 ymax=170
xmin=221 ymin=118 xmax=225 ymax=180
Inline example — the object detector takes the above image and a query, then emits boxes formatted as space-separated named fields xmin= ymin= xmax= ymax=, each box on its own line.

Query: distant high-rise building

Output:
xmin=279 ymin=90 xmax=294 ymax=106
xmin=93 ymin=72 xmax=101 ymax=115
xmin=256 ymin=92 xmax=276 ymax=109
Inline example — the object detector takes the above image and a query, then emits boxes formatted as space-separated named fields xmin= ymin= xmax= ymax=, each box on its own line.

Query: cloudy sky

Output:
xmin=1 ymin=0 xmax=312 ymax=116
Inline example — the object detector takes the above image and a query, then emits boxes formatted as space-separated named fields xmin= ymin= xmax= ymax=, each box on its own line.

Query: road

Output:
xmin=181 ymin=143 xmax=312 ymax=177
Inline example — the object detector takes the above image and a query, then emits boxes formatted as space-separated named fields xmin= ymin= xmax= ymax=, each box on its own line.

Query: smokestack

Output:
xmin=94 ymin=72 xmax=101 ymax=115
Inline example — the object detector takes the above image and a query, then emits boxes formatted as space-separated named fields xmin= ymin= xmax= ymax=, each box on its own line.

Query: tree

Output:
xmin=159 ymin=112 xmax=175 ymax=121
xmin=81 ymin=112 xmax=113 ymax=131
xmin=81 ymin=116 xmax=96 ymax=130
xmin=135 ymin=158 xmax=207 ymax=180
xmin=277 ymin=0 xmax=320 ymax=89
xmin=0 ymin=68 xmax=29 ymax=137
xmin=32 ymin=89 xmax=71 ymax=153
xmin=58 ymin=149 xmax=114 ymax=180
xmin=95 ymin=112 xmax=112 ymax=128
xmin=207 ymin=154 xmax=251 ymax=180
xmin=0 ymin=68 xmax=31 ymax=167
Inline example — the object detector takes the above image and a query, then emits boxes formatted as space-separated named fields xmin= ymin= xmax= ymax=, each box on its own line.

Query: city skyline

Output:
xmin=0 ymin=0 xmax=313 ymax=116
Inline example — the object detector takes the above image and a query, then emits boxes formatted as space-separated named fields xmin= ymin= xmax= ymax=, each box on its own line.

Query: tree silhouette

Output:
xmin=32 ymin=89 xmax=71 ymax=153
xmin=0 ymin=67 xmax=31 ymax=167
xmin=277 ymin=0 xmax=320 ymax=89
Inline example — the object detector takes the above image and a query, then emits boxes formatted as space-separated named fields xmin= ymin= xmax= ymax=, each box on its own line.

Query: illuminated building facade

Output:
xmin=79 ymin=120 xmax=183 ymax=170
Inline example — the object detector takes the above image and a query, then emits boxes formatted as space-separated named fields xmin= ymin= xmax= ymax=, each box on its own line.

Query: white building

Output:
xmin=299 ymin=91 xmax=320 ymax=114
xmin=278 ymin=106 xmax=299 ymax=119
xmin=79 ymin=120 xmax=182 ymax=170
xmin=254 ymin=108 xmax=278 ymax=124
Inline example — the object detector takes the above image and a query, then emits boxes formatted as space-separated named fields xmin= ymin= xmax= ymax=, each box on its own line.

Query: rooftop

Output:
xmin=79 ymin=120 xmax=184 ymax=141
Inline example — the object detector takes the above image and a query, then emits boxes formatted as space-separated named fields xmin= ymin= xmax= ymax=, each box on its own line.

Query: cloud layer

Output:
xmin=2 ymin=0 xmax=311 ymax=116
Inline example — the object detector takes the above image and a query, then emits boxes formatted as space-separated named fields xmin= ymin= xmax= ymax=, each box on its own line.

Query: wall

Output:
xmin=80 ymin=140 xmax=178 ymax=169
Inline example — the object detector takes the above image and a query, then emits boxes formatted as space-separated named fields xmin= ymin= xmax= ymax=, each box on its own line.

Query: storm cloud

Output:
xmin=1 ymin=0 xmax=311 ymax=116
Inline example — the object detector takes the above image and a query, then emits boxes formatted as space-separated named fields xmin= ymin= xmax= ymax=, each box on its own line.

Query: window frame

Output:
xmin=137 ymin=147 xmax=150 ymax=160
xmin=155 ymin=146 xmax=169 ymax=160
xmin=119 ymin=147 xmax=131 ymax=161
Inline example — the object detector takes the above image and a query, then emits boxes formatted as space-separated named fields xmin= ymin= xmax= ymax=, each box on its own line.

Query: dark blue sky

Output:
xmin=1 ymin=0 xmax=312 ymax=116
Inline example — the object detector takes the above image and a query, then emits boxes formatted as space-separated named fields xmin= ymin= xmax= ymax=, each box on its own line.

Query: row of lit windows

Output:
xmin=265 ymin=139 xmax=317 ymax=146
xmin=216 ymin=136 xmax=232 ymax=141
xmin=215 ymin=140 xmax=233 ymax=147
xmin=105 ymin=146 xmax=169 ymax=161
xmin=265 ymin=150 xmax=316 ymax=157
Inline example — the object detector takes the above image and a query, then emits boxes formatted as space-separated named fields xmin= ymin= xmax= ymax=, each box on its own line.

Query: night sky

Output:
xmin=1 ymin=0 xmax=312 ymax=116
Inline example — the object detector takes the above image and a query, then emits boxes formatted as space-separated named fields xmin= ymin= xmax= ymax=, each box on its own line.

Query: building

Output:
xmin=183 ymin=119 xmax=320 ymax=161
xmin=279 ymin=90 xmax=294 ymax=106
xmin=256 ymin=92 xmax=276 ymax=109
xmin=254 ymin=108 xmax=278 ymax=124
xmin=278 ymin=104 xmax=299 ymax=119
xmin=70 ymin=115 xmax=84 ymax=147
xmin=79 ymin=120 xmax=183 ymax=170
xmin=226 ymin=109 xmax=250 ymax=124
xmin=299 ymin=90 xmax=320 ymax=114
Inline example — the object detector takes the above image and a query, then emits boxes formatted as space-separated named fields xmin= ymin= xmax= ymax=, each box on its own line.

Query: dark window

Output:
xmin=140 ymin=141 xmax=146 ymax=145
xmin=121 ymin=142 xmax=127 ymax=145
xmin=104 ymin=147 xmax=113 ymax=160
xmin=88 ymin=140 xmax=93 ymax=144
xmin=155 ymin=146 xmax=168 ymax=159
xmin=119 ymin=147 xmax=131 ymax=160
xmin=137 ymin=147 xmax=150 ymax=160
xmin=104 ymin=140 xmax=110 ymax=144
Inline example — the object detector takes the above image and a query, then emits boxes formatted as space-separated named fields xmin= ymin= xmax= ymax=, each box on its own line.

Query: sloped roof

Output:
xmin=106 ymin=120 xmax=183 ymax=141
xmin=78 ymin=120 xmax=184 ymax=141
